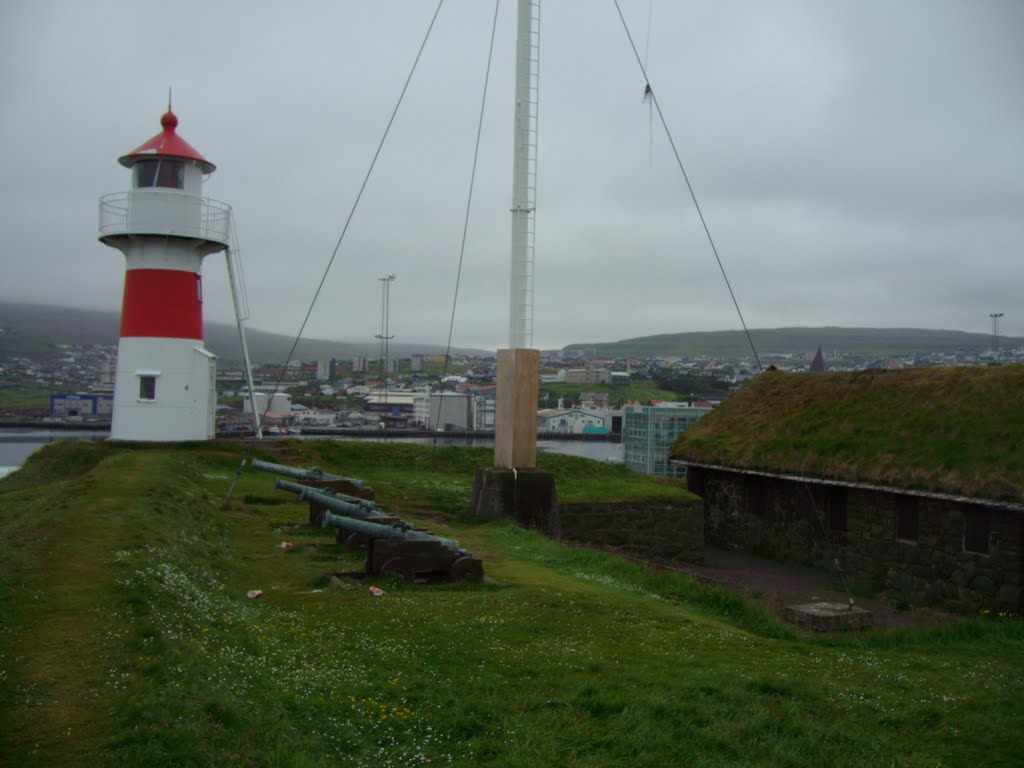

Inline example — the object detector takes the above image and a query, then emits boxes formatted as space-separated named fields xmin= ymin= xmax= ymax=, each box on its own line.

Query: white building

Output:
xmin=295 ymin=407 xmax=338 ymax=426
xmin=430 ymin=392 xmax=472 ymax=431
xmin=410 ymin=392 xmax=429 ymax=427
xmin=537 ymin=408 xmax=608 ymax=435
xmin=244 ymin=392 xmax=292 ymax=416
xmin=50 ymin=393 xmax=114 ymax=419
xmin=472 ymin=392 xmax=496 ymax=431
xmin=560 ymin=367 xmax=612 ymax=385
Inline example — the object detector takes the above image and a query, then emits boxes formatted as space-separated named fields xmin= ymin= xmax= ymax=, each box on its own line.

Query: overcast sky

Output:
xmin=1 ymin=0 xmax=1021 ymax=351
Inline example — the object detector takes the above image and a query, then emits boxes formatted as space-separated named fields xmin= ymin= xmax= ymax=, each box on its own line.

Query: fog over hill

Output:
xmin=2 ymin=302 xmax=1016 ymax=365
xmin=0 ymin=302 xmax=485 ymax=366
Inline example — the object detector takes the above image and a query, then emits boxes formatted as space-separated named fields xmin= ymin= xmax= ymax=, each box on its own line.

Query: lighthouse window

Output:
xmin=138 ymin=375 xmax=157 ymax=401
xmin=134 ymin=159 xmax=184 ymax=190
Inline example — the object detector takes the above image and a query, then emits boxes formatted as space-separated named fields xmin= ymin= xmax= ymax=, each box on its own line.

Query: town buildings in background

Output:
xmin=5 ymin=334 xmax=1022 ymax=475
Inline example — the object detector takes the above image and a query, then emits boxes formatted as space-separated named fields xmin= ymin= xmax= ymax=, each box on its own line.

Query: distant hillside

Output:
xmin=0 ymin=302 xmax=483 ymax=366
xmin=564 ymin=327 xmax=1018 ymax=359
xmin=4 ymin=302 xmax=1014 ymax=365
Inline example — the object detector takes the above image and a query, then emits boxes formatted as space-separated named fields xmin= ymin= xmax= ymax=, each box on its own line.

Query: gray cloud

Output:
xmin=1 ymin=0 xmax=1020 ymax=353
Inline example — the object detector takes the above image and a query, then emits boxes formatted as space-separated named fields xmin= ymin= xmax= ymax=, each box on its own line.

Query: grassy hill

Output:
xmin=2 ymin=440 xmax=1023 ymax=766
xmin=565 ymin=326 xmax=1019 ymax=358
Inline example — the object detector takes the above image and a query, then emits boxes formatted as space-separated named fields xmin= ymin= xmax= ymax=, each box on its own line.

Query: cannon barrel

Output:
xmin=252 ymin=458 xmax=331 ymax=480
xmin=274 ymin=479 xmax=377 ymax=510
xmin=251 ymin=458 xmax=368 ymax=489
xmin=275 ymin=479 xmax=380 ymax=519
xmin=321 ymin=510 xmax=462 ymax=554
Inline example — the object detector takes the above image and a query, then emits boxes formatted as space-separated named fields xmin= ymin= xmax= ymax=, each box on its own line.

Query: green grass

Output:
xmin=0 ymin=383 xmax=53 ymax=411
xmin=296 ymin=440 xmax=690 ymax=512
xmin=539 ymin=382 xmax=679 ymax=407
xmin=2 ymin=440 xmax=1023 ymax=767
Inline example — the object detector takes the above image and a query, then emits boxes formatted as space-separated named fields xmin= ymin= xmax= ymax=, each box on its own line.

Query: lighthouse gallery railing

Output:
xmin=99 ymin=191 xmax=232 ymax=245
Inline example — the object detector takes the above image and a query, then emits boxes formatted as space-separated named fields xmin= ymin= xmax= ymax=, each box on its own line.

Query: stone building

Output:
xmin=673 ymin=366 xmax=1024 ymax=613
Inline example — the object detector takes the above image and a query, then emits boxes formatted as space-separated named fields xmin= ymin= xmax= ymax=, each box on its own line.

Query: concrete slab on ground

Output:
xmin=784 ymin=601 xmax=873 ymax=631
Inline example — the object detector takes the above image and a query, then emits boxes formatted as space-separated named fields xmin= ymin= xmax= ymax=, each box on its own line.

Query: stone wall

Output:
xmin=472 ymin=469 xmax=705 ymax=566
xmin=471 ymin=468 xmax=559 ymax=536
xmin=692 ymin=466 xmax=1023 ymax=613
xmin=557 ymin=500 xmax=705 ymax=565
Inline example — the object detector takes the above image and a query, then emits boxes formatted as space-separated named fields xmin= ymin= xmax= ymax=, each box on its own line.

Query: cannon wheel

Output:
xmin=309 ymin=509 xmax=324 ymax=528
xmin=449 ymin=556 xmax=484 ymax=582
xmin=344 ymin=532 xmax=370 ymax=551
xmin=333 ymin=532 xmax=362 ymax=548
xmin=380 ymin=557 xmax=416 ymax=582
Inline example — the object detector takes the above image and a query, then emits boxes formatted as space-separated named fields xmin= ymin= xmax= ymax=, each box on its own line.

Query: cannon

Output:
xmin=251 ymin=459 xmax=374 ymax=499
xmin=275 ymin=478 xmax=378 ymax=514
xmin=319 ymin=509 xmax=484 ymax=582
xmin=274 ymin=480 xmax=394 ymax=545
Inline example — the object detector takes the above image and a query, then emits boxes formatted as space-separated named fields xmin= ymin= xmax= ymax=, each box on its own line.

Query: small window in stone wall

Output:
xmin=746 ymin=480 xmax=772 ymax=517
xmin=963 ymin=507 xmax=991 ymax=555
xmin=896 ymin=497 xmax=919 ymax=542
xmin=827 ymin=488 xmax=847 ymax=531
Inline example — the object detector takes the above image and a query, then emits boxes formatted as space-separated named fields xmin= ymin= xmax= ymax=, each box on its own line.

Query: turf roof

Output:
xmin=673 ymin=365 xmax=1024 ymax=503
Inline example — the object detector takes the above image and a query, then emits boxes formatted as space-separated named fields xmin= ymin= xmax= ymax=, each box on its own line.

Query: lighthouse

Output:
xmin=98 ymin=105 xmax=230 ymax=441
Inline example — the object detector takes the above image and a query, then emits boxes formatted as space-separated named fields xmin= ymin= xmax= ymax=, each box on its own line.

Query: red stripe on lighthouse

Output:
xmin=120 ymin=269 xmax=203 ymax=339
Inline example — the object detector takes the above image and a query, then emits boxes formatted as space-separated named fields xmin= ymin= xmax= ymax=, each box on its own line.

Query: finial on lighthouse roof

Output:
xmin=161 ymin=87 xmax=177 ymax=129
xmin=118 ymin=96 xmax=215 ymax=173
xmin=160 ymin=109 xmax=179 ymax=130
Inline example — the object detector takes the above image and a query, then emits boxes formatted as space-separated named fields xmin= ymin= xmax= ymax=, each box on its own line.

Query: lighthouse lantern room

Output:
xmin=98 ymin=105 xmax=230 ymax=441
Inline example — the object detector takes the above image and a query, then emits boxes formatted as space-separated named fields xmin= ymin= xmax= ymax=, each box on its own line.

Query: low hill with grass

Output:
xmin=674 ymin=365 xmax=1024 ymax=502
xmin=564 ymin=326 xmax=1019 ymax=358
xmin=2 ymin=440 xmax=1023 ymax=766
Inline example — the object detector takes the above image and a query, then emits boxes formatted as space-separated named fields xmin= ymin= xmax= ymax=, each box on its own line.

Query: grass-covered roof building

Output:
xmin=673 ymin=366 xmax=1024 ymax=613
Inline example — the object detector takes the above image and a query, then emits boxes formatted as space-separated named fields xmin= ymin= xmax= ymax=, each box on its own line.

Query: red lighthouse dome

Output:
xmin=118 ymin=109 xmax=216 ymax=173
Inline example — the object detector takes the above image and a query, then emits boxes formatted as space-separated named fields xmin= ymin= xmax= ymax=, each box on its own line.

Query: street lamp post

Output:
xmin=990 ymin=312 xmax=1004 ymax=353
xmin=375 ymin=274 xmax=396 ymax=435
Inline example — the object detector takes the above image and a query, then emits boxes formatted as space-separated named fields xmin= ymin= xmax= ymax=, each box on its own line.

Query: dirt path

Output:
xmin=661 ymin=547 xmax=955 ymax=630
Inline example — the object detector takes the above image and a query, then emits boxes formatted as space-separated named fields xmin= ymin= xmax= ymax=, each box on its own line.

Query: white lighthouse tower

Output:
xmin=98 ymin=105 xmax=230 ymax=441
